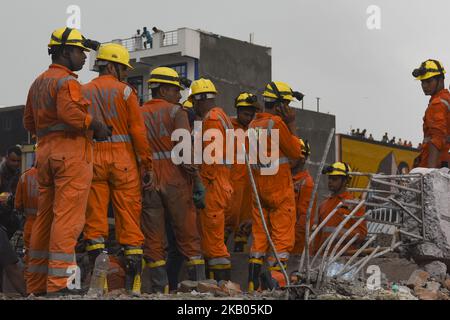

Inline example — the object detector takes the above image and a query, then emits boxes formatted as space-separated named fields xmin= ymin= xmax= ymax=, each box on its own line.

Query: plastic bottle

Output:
xmin=87 ymin=250 xmax=110 ymax=296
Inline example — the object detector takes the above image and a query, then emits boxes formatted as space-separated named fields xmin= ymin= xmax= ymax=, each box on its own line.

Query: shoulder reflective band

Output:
xmin=440 ymin=98 xmax=450 ymax=111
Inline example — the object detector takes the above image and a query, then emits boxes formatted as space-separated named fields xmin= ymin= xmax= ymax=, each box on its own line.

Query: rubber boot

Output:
xmin=208 ymin=265 xmax=231 ymax=282
xmin=124 ymin=248 xmax=143 ymax=296
xmin=261 ymin=261 xmax=288 ymax=290
xmin=146 ymin=260 xmax=169 ymax=294
xmin=248 ymin=258 xmax=263 ymax=293
xmin=186 ymin=258 xmax=206 ymax=281
xmin=83 ymin=241 xmax=105 ymax=290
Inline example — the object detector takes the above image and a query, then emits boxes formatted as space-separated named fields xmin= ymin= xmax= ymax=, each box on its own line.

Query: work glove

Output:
xmin=192 ymin=178 xmax=206 ymax=209
xmin=90 ymin=119 xmax=112 ymax=141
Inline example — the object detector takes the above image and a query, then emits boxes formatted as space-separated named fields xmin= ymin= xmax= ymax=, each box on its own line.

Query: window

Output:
xmin=165 ymin=63 xmax=188 ymax=79
xmin=1 ymin=117 xmax=12 ymax=131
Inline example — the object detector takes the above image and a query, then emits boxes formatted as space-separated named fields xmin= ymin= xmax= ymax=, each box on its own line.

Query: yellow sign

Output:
xmin=338 ymin=135 xmax=419 ymax=190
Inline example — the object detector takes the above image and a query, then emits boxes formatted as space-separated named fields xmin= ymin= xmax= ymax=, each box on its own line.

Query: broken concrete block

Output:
xmin=425 ymin=281 xmax=441 ymax=293
xmin=219 ymin=281 xmax=242 ymax=296
xmin=406 ymin=169 xmax=450 ymax=262
xmin=198 ymin=280 xmax=220 ymax=294
xmin=424 ymin=261 xmax=447 ymax=281
xmin=178 ymin=280 xmax=198 ymax=293
xmin=414 ymin=287 xmax=440 ymax=300
xmin=406 ymin=270 xmax=429 ymax=288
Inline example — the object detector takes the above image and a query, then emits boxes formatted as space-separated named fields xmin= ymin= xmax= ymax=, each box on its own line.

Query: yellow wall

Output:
xmin=339 ymin=135 xmax=419 ymax=189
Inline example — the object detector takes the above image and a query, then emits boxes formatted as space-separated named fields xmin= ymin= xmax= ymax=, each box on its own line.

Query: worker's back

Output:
xmin=141 ymin=98 xmax=187 ymax=186
xmin=24 ymin=64 xmax=90 ymax=138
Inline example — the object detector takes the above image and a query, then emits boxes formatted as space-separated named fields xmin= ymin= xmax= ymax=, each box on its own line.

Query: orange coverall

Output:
xmin=14 ymin=166 xmax=38 ymax=282
xmin=82 ymin=75 xmax=152 ymax=250
xmin=291 ymin=170 xmax=317 ymax=255
xmin=317 ymin=191 xmax=367 ymax=252
xmin=198 ymin=107 xmax=234 ymax=270
xmin=248 ymin=113 xmax=302 ymax=267
xmin=224 ymin=117 xmax=252 ymax=243
xmin=417 ymin=88 xmax=450 ymax=168
xmin=23 ymin=64 xmax=93 ymax=294
xmin=140 ymin=99 xmax=202 ymax=267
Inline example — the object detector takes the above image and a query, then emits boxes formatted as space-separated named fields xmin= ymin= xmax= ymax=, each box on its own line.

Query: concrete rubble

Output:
xmin=404 ymin=168 xmax=450 ymax=262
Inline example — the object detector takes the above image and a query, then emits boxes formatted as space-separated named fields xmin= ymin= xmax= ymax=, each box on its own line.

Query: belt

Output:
xmin=96 ymin=134 xmax=131 ymax=143
xmin=36 ymin=123 xmax=72 ymax=138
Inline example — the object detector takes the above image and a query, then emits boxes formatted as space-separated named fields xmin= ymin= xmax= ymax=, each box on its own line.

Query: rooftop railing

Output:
xmin=108 ymin=30 xmax=179 ymax=53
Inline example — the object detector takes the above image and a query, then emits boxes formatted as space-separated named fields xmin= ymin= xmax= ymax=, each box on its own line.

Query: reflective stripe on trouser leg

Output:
xmin=47 ymin=136 xmax=93 ymax=293
xmin=26 ymin=177 xmax=54 ymax=294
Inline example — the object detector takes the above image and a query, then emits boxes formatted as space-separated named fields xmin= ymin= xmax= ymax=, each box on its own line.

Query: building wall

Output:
xmin=198 ymin=32 xmax=272 ymax=115
xmin=295 ymin=109 xmax=336 ymax=203
xmin=0 ymin=106 xmax=28 ymax=155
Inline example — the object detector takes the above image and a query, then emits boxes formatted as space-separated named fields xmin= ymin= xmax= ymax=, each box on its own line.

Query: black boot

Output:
xmin=83 ymin=241 xmax=105 ymax=289
xmin=123 ymin=247 xmax=143 ymax=296
xmin=146 ymin=260 xmax=169 ymax=294
xmin=187 ymin=258 xmax=206 ymax=281
xmin=208 ymin=265 xmax=231 ymax=282
xmin=248 ymin=259 xmax=263 ymax=292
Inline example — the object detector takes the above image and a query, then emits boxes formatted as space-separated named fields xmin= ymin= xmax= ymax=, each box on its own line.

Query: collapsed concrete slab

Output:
xmin=403 ymin=168 xmax=450 ymax=263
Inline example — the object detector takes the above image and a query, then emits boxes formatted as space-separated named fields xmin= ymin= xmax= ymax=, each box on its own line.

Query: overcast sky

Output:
xmin=1 ymin=0 xmax=449 ymax=145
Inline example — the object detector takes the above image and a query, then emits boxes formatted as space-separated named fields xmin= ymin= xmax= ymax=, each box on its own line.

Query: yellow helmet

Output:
xmin=322 ymin=162 xmax=351 ymax=177
xmin=299 ymin=138 xmax=311 ymax=158
xmin=263 ymin=81 xmax=294 ymax=102
xmin=235 ymin=92 xmax=257 ymax=108
xmin=96 ymin=43 xmax=133 ymax=69
xmin=189 ymin=78 xmax=218 ymax=101
xmin=48 ymin=27 xmax=89 ymax=51
xmin=182 ymin=100 xmax=193 ymax=108
xmin=148 ymin=67 xmax=183 ymax=89
xmin=413 ymin=59 xmax=446 ymax=81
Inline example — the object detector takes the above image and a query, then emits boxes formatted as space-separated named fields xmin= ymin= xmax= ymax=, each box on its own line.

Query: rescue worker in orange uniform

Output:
xmin=247 ymin=81 xmax=304 ymax=292
xmin=290 ymin=139 xmax=318 ymax=255
xmin=190 ymin=78 xmax=234 ymax=281
xmin=14 ymin=148 xmax=39 ymax=283
xmin=140 ymin=67 xmax=205 ymax=293
xmin=412 ymin=59 xmax=450 ymax=168
xmin=23 ymin=27 xmax=111 ymax=296
xmin=317 ymin=162 xmax=367 ymax=251
xmin=82 ymin=43 xmax=153 ymax=295
xmin=224 ymin=93 xmax=258 ymax=252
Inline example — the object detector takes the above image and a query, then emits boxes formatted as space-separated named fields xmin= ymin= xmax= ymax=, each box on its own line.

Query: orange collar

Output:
xmin=49 ymin=64 xmax=78 ymax=78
